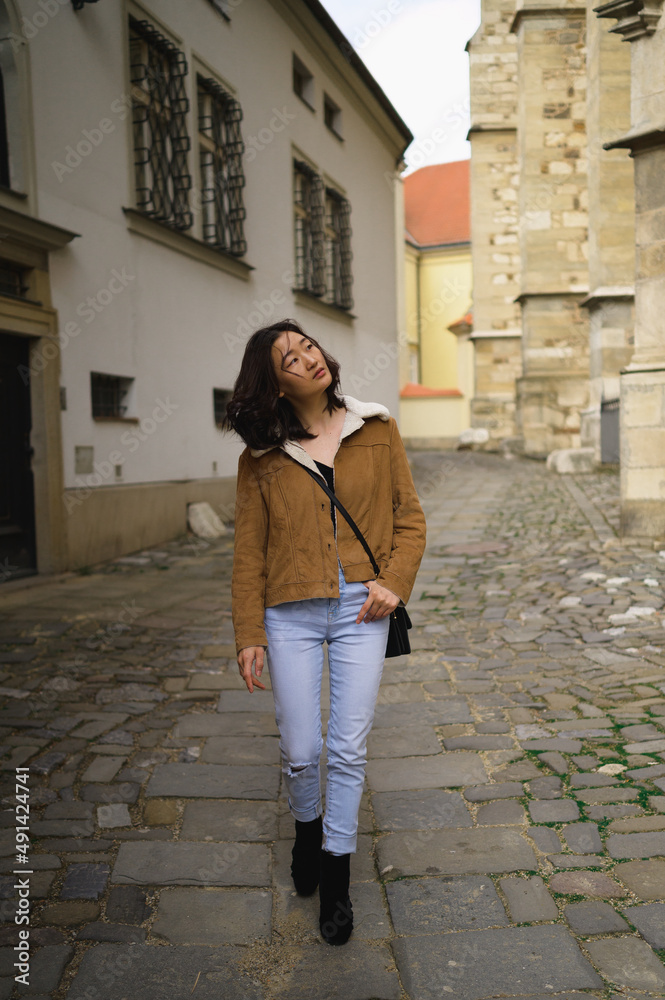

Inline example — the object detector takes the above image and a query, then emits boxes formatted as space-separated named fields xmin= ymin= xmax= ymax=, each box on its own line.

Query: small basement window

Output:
xmin=293 ymin=54 xmax=314 ymax=109
xmin=213 ymin=387 xmax=232 ymax=427
xmin=91 ymin=372 xmax=134 ymax=419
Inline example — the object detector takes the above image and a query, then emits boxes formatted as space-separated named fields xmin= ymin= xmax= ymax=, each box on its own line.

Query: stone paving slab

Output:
xmin=622 ymin=902 xmax=665 ymax=949
xmin=180 ymin=800 xmax=279 ymax=842
xmin=145 ymin=762 xmax=280 ymax=799
xmin=366 ymin=753 xmax=489 ymax=792
xmin=608 ymin=831 xmax=665 ymax=858
xmin=377 ymin=828 xmax=537 ymax=877
xmin=371 ymin=789 xmax=472 ymax=830
xmin=586 ymin=936 xmax=665 ymax=991
xmin=385 ymin=875 xmax=509 ymax=934
xmin=151 ymin=887 xmax=272 ymax=944
xmin=367 ymin=725 xmax=442 ymax=758
xmin=372 ymin=700 xmax=473 ymax=727
xmin=564 ymin=900 xmax=629 ymax=935
xmin=616 ymin=859 xmax=665 ymax=898
xmin=65 ymin=943 xmax=263 ymax=1000
xmin=499 ymin=876 xmax=558 ymax=922
xmin=199 ymin=736 xmax=280 ymax=765
xmin=174 ymin=713 xmax=279 ymax=737
xmin=111 ymin=842 xmax=270 ymax=886
xmin=268 ymin=940 xmax=401 ymax=1000
xmin=392 ymin=926 xmax=603 ymax=999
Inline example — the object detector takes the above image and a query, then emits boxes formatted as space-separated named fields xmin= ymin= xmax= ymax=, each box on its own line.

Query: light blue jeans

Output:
xmin=264 ymin=557 xmax=390 ymax=855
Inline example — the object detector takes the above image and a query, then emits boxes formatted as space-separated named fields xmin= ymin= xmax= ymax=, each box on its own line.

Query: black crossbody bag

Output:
xmin=301 ymin=464 xmax=412 ymax=657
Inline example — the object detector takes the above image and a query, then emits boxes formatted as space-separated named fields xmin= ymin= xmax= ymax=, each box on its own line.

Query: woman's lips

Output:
xmin=314 ymin=368 xmax=326 ymax=378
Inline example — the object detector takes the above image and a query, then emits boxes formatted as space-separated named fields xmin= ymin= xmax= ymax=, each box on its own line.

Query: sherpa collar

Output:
xmin=248 ymin=393 xmax=390 ymax=476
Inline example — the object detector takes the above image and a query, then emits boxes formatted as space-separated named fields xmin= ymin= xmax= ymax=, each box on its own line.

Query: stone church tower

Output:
xmin=467 ymin=0 xmax=522 ymax=444
xmin=595 ymin=0 xmax=665 ymax=540
xmin=469 ymin=2 xmax=637 ymax=466
xmin=469 ymin=1 xmax=665 ymax=543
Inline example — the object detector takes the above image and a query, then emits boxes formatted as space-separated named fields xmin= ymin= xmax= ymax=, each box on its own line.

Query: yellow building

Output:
xmin=400 ymin=161 xmax=474 ymax=447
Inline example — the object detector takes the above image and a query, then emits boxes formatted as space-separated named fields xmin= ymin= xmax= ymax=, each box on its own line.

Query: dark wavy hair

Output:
xmin=221 ymin=318 xmax=346 ymax=450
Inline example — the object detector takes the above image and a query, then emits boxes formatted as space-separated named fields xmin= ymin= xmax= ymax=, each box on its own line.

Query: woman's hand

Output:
xmin=237 ymin=646 xmax=267 ymax=693
xmin=357 ymin=582 xmax=400 ymax=623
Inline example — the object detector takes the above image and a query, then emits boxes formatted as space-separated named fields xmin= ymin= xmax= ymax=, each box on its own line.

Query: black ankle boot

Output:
xmin=318 ymin=849 xmax=353 ymax=945
xmin=290 ymin=815 xmax=323 ymax=895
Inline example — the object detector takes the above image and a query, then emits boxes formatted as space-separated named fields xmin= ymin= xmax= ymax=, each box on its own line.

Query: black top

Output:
xmin=314 ymin=461 xmax=336 ymax=533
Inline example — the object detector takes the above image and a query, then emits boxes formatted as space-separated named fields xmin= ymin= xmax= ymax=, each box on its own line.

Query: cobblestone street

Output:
xmin=2 ymin=452 xmax=665 ymax=998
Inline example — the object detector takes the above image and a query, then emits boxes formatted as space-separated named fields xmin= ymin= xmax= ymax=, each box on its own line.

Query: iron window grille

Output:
xmin=293 ymin=158 xmax=326 ymax=297
xmin=197 ymin=75 xmax=247 ymax=256
xmin=0 ymin=261 xmax=28 ymax=298
xmin=323 ymin=187 xmax=353 ymax=310
xmin=91 ymin=373 xmax=130 ymax=419
xmin=213 ymin=387 xmax=232 ymax=426
xmin=129 ymin=16 xmax=192 ymax=231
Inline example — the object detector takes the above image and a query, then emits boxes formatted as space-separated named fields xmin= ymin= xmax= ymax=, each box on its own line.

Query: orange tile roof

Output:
xmin=400 ymin=383 xmax=463 ymax=398
xmin=404 ymin=160 xmax=470 ymax=248
xmin=448 ymin=311 xmax=473 ymax=334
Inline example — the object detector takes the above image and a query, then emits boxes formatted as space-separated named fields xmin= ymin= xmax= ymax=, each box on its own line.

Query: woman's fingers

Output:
xmin=356 ymin=585 xmax=399 ymax=623
xmin=238 ymin=647 xmax=267 ymax=693
xmin=356 ymin=595 xmax=373 ymax=624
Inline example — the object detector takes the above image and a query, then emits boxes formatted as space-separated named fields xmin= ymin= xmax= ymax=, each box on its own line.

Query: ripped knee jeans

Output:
xmin=263 ymin=556 xmax=389 ymax=855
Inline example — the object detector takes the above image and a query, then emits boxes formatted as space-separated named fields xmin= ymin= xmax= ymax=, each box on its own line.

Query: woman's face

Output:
xmin=271 ymin=330 xmax=332 ymax=402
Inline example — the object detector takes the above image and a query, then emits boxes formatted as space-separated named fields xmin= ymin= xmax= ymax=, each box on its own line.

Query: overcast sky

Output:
xmin=320 ymin=0 xmax=481 ymax=173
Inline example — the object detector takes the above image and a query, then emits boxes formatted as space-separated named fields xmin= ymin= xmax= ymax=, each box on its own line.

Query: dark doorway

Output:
xmin=0 ymin=332 xmax=37 ymax=581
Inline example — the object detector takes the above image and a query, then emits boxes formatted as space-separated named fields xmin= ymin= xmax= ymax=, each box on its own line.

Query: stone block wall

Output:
xmin=581 ymin=2 xmax=635 ymax=462
xmin=512 ymin=5 xmax=592 ymax=456
xmin=468 ymin=0 xmax=523 ymax=441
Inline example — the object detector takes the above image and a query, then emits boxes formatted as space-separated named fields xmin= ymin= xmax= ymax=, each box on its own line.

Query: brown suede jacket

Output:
xmin=231 ymin=394 xmax=427 ymax=654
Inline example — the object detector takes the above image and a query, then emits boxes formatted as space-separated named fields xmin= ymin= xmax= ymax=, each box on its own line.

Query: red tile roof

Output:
xmin=404 ymin=160 xmax=470 ymax=248
xmin=400 ymin=383 xmax=463 ymax=398
xmin=448 ymin=311 xmax=473 ymax=334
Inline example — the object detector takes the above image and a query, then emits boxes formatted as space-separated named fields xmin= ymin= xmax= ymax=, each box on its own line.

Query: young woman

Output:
xmin=222 ymin=318 xmax=426 ymax=945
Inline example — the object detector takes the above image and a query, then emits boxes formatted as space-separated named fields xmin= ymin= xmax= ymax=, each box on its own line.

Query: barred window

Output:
xmin=323 ymin=187 xmax=353 ymax=310
xmin=197 ymin=76 xmax=247 ymax=256
xmin=129 ymin=16 xmax=192 ymax=231
xmin=213 ymin=387 xmax=232 ymax=427
xmin=293 ymin=159 xmax=326 ymax=297
xmin=0 ymin=259 xmax=28 ymax=298
xmin=91 ymin=373 xmax=132 ymax=419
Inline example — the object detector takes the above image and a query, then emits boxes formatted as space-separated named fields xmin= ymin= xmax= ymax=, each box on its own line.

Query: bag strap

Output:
xmin=300 ymin=463 xmax=380 ymax=576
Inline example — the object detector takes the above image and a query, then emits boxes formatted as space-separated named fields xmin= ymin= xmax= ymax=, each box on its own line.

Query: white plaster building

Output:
xmin=0 ymin=0 xmax=412 ymax=578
